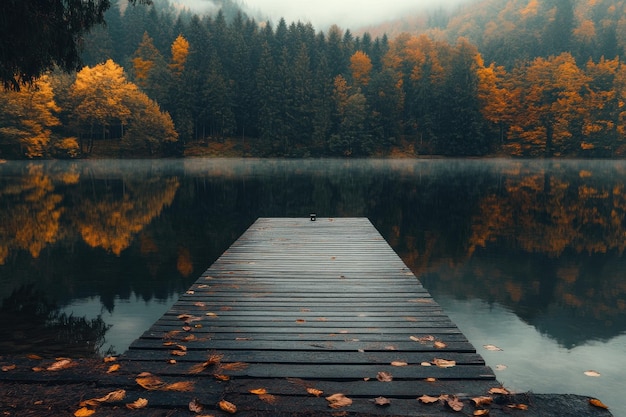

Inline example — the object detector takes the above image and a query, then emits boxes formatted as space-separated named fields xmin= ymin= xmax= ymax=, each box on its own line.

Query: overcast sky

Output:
xmin=179 ymin=0 xmax=471 ymax=30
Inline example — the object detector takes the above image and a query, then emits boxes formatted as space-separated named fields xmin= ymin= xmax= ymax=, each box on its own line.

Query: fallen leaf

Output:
xmin=326 ymin=393 xmax=352 ymax=409
xmin=495 ymin=364 xmax=507 ymax=371
xmin=214 ymin=374 xmax=230 ymax=381
xmin=483 ymin=344 xmax=503 ymax=351
xmin=307 ymin=387 xmax=324 ymax=397
xmin=171 ymin=350 xmax=187 ymax=356
xmin=471 ymin=396 xmax=493 ymax=407
xmin=182 ymin=325 xmax=192 ymax=331
xmin=103 ymin=356 xmax=117 ymax=363
xmin=73 ymin=407 xmax=96 ymax=416
xmin=384 ymin=345 xmax=397 ymax=350
xmin=189 ymin=398 xmax=204 ymax=413
xmin=136 ymin=373 xmax=166 ymax=390
xmin=164 ymin=381 xmax=195 ymax=391
xmin=205 ymin=312 xmax=218 ymax=318
xmin=182 ymin=334 xmax=197 ymax=342
xmin=488 ymin=387 xmax=510 ymax=395
xmin=194 ymin=302 xmax=206 ymax=307
xmin=27 ymin=354 xmax=43 ymax=360
xmin=589 ymin=398 xmax=609 ymax=409
xmin=507 ymin=404 xmax=529 ymax=410
xmin=425 ymin=377 xmax=437 ymax=382
xmin=584 ymin=370 xmax=601 ymax=377
xmin=107 ymin=364 xmax=120 ymax=373
xmin=259 ymin=394 xmax=277 ymax=404
xmin=376 ymin=371 xmax=393 ymax=382
xmin=418 ymin=395 xmax=440 ymax=404
xmin=249 ymin=388 xmax=268 ymax=395
xmin=168 ymin=359 xmax=177 ymax=365
xmin=432 ymin=358 xmax=456 ymax=368
xmin=391 ymin=361 xmax=408 ymax=367
xmin=447 ymin=396 xmax=464 ymax=412
xmin=32 ymin=367 xmax=45 ymax=372
xmin=47 ymin=358 xmax=73 ymax=371
xmin=296 ymin=319 xmax=306 ymax=323
xmin=373 ymin=396 xmax=391 ymax=406
xmin=434 ymin=341 xmax=447 ymax=349
xmin=474 ymin=410 xmax=490 ymax=416
xmin=80 ymin=390 xmax=126 ymax=406
xmin=1 ymin=364 xmax=16 ymax=372
xmin=219 ymin=362 xmax=248 ymax=371
xmin=219 ymin=400 xmax=237 ymax=414
xmin=126 ymin=398 xmax=148 ymax=409
xmin=420 ymin=362 xmax=432 ymax=367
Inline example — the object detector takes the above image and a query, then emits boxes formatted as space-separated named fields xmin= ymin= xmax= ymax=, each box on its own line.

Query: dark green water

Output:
xmin=0 ymin=158 xmax=624 ymax=414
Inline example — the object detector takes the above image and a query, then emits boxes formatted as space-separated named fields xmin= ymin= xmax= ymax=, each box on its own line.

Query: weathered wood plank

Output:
xmin=120 ymin=218 xmax=499 ymax=416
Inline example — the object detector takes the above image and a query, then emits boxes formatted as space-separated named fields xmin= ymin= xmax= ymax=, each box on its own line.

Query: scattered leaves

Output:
xmin=80 ymin=390 xmax=126 ymax=406
xmin=589 ymin=398 xmax=609 ymax=409
xmin=418 ymin=395 xmax=440 ymax=404
xmin=189 ymin=398 xmax=204 ymax=413
xmin=373 ymin=396 xmax=391 ymax=406
xmin=107 ymin=363 xmax=121 ymax=373
xmin=483 ymin=344 xmax=503 ymax=351
xmin=376 ymin=371 xmax=393 ymax=382
xmin=307 ymin=387 xmax=324 ymax=397
xmin=391 ymin=361 xmax=408 ymax=367
xmin=446 ymin=396 xmax=464 ymax=412
xmin=471 ymin=396 xmax=493 ymax=407
xmin=47 ymin=358 xmax=73 ymax=371
xmin=218 ymin=400 xmax=237 ymax=414
xmin=488 ymin=387 xmax=510 ymax=395
xmin=126 ymin=398 xmax=148 ymax=409
xmin=249 ymin=388 xmax=268 ymax=395
xmin=584 ymin=370 xmax=601 ymax=377
xmin=259 ymin=394 xmax=277 ymax=404
xmin=432 ymin=358 xmax=456 ymax=368
xmin=326 ymin=393 xmax=352 ymax=409
xmin=73 ymin=407 xmax=96 ymax=416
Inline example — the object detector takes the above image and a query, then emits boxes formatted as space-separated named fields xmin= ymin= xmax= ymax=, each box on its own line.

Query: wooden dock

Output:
xmin=120 ymin=217 xmax=501 ymax=415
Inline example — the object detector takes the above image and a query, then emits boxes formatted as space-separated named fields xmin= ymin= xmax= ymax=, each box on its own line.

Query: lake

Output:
xmin=0 ymin=158 xmax=624 ymax=414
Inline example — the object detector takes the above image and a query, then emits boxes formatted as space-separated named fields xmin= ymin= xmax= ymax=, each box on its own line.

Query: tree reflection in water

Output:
xmin=0 ymin=285 xmax=110 ymax=357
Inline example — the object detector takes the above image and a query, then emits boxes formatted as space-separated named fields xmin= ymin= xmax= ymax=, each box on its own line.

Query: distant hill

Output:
xmin=356 ymin=0 xmax=624 ymax=67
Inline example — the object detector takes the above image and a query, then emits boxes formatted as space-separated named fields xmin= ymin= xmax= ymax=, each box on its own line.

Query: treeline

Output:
xmin=2 ymin=0 xmax=626 ymax=158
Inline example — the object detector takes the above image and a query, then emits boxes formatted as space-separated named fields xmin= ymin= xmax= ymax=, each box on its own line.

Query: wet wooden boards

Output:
xmin=123 ymin=217 xmax=500 ymax=415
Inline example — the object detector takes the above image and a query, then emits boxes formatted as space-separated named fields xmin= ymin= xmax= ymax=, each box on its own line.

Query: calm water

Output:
xmin=1 ymin=158 xmax=624 ymax=414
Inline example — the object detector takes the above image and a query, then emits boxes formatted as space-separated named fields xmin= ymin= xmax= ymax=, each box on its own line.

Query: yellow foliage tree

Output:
xmin=350 ymin=51 xmax=373 ymax=86
xmin=169 ymin=34 xmax=190 ymax=77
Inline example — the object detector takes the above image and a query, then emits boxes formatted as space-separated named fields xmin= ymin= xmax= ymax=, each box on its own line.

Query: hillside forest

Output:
xmin=3 ymin=0 xmax=626 ymax=158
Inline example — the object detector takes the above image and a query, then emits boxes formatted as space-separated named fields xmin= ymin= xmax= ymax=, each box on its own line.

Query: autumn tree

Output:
xmin=131 ymin=31 xmax=169 ymax=103
xmin=506 ymin=53 xmax=589 ymax=156
xmin=0 ymin=76 xmax=77 ymax=158
xmin=350 ymin=51 xmax=373 ymax=87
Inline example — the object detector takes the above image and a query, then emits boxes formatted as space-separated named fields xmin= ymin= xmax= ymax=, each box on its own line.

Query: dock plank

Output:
xmin=124 ymin=218 xmax=501 ymax=415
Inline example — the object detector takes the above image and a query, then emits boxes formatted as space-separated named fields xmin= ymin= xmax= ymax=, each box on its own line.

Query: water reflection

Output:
xmin=0 ymin=159 xmax=625 ymax=356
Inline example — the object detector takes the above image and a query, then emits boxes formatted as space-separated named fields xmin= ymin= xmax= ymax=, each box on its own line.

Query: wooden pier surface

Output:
xmin=0 ymin=218 xmax=613 ymax=416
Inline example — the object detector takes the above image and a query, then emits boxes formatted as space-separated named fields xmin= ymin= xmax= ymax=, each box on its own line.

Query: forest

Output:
xmin=2 ymin=0 xmax=626 ymax=158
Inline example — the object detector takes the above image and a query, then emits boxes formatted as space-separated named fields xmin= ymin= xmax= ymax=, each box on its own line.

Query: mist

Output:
xmin=179 ymin=0 xmax=473 ymax=30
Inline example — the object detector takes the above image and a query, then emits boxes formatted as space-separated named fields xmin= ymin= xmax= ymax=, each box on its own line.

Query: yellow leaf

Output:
xmin=106 ymin=364 xmax=120 ymax=373
xmin=73 ymin=407 xmax=96 ymax=416
xmin=189 ymin=398 xmax=204 ymax=413
xmin=446 ymin=396 xmax=464 ymax=412
xmin=432 ymin=358 xmax=456 ymax=368
xmin=47 ymin=359 xmax=73 ymax=371
xmin=425 ymin=377 xmax=437 ymax=382
xmin=249 ymin=388 xmax=268 ymax=395
xmin=474 ymin=410 xmax=490 ymax=416
xmin=171 ymin=350 xmax=187 ymax=356
xmin=391 ymin=361 xmax=408 ymax=367
xmin=136 ymin=373 xmax=166 ymax=390
xmin=326 ymin=393 xmax=352 ymax=409
xmin=471 ymin=396 xmax=493 ymax=406
xmin=418 ymin=395 xmax=440 ymax=404
xmin=214 ymin=374 xmax=230 ymax=381
xmin=80 ymin=389 xmax=126 ymax=406
xmin=219 ymin=400 xmax=237 ymax=414
xmin=103 ymin=356 xmax=117 ymax=363
xmin=376 ymin=371 xmax=393 ymax=382
xmin=126 ymin=398 xmax=148 ymax=409
xmin=164 ymin=381 xmax=194 ymax=391
xmin=507 ymin=404 xmax=528 ymax=410
xmin=27 ymin=354 xmax=43 ymax=360
xmin=219 ymin=362 xmax=248 ymax=371
xmin=488 ymin=387 xmax=510 ymax=395
xmin=589 ymin=398 xmax=609 ymax=409
xmin=1 ymin=364 xmax=16 ymax=372
xmin=434 ymin=341 xmax=447 ymax=349
xmin=307 ymin=387 xmax=323 ymax=397
xmin=373 ymin=396 xmax=391 ymax=406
